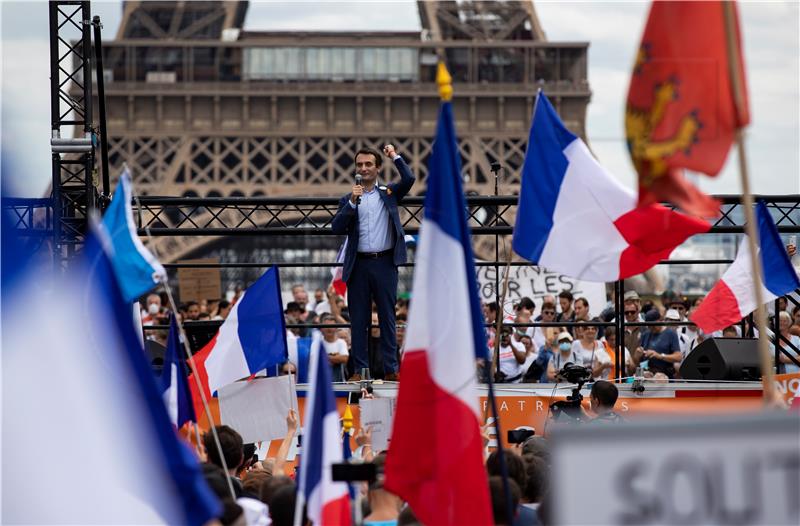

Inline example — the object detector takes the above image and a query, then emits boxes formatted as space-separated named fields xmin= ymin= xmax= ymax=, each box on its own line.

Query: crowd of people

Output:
xmin=139 ymin=280 xmax=800 ymax=383
xmin=193 ymin=380 xmax=624 ymax=526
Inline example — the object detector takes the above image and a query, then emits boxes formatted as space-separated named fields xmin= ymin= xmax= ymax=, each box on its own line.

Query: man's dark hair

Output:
xmin=521 ymin=436 xmax=550 ymax=463
xmin=540 ymin=301 xmax=556 ymax=312
xmin=285 ymin=301 xmax=303 ymax=314
xmin=575 ymin=297 xmax=589 ymax=309
xmin=269 ymin=481 xmax=300 ymax=526
xmin=558 ymin=290 xmax=574 ymax=302
xmin=516 ymin=297 xmax=535 ymax=311
xmin=522 ymin=455 xmax=550 ymax=504
xmin=590 ymin=380 xmax=619 ymax=409
xmin=203 ymin=425 xmax=244 ymax=473
xmin=218 ymin=299 xmax=230 ymax=310
xmin=260 ymin=475 xmax=293 ymax=505
xmin=486 ymin=301 xmax=499 ymax=314
xmin=488 ymin=476 xmax=521 ymax=526
xmin=354 ymin=147 xmax=383 ymax=168
xmin=486 ymin=449 xmax=526 ymax=494
xmin=604 ymin=325 xmax=617 ymax=339
xmin=186 ymin=300 xmax=199 ymax=309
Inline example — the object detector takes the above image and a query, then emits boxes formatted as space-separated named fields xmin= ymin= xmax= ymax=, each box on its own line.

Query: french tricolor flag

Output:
xmin=512 ymin=92 xmax=710 ymax=282
xmin=330 ymin=238 xmax=348 ymax=296
xmin=158 ymin=315 xmax=195 ymax=429
xmin=691 ymin=201 xmax=800 ymax=334
xmin=296 ymin=336 xmax=351 ymax=526
xmin=384 ymin=64 xmax=493 ymax=526
xmin=189 ymin=266 xmax=288 ymax=418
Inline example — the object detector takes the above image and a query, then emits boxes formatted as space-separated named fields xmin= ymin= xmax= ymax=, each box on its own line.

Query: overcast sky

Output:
xmin=2 ymin=0 xmax=798 ymax=197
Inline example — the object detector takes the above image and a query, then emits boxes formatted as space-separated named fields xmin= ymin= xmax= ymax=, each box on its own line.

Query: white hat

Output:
xmin=664 ymin=308 xmax=681 ymax=321
xmin=557 ymin=331 xmax=573 ymax=342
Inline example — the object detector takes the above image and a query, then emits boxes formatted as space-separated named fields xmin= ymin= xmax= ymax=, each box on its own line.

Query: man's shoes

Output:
xmin=384 ymin=372 xmax=400 ymax=382
xmin=347 ymin=374 xmax=363 ymax=382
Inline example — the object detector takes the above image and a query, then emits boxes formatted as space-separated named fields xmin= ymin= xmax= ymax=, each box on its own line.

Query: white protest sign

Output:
xmin=550 ymin=412 xmax=800 ymax=525
xmin=359 ymin=398 xmax=396 ymax=452
xmin=475 ymin=263 xmax=606 ymax=317
xmin=218 ymin=375 xmax=298 ymax=443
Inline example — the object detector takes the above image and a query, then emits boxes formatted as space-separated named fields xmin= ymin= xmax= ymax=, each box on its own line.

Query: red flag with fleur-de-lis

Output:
xmin=626 ymin=0 xmax=750 ymax=218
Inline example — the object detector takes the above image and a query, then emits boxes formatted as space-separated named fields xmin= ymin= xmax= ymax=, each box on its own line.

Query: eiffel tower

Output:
xmin=87 ymin=0 xmax=590 ymax=287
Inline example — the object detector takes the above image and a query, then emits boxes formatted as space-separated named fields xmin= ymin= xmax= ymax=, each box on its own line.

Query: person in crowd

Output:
xmin=535 ymin=295 xmax=556 ymax=321
xmin=363 ymin=454 xmax=402 ymax=526
xmin=774 ymin=311 xmax=800 ymax=374
xmin=602 ymin=325 xmax=632 ymax=380
xmin=572 ymin=318 xmax=611 ymax=380
xmin=201 ymin=464 xmax=246 ymax=525
xmin=331 ymin=144 xmax=415 ymax=382
xmin=556 ymin=290 xmax=575 ymax=328
xmin=268 ymin=481 xmax=301 ymax=526
xmin=485 ymin=301 xmax=499 ymax=349
xmin=497 ymin=326 xmax=527 ymax=383
xmin=623 ymin=291 xmax=644 ymax=352
xmin=141 ymin=293 xmax=163 ymax=325
xmin=633 ymin=309 xmax=681 ymax=378
xmin=573 ymin=297 xmax=590 ymax=339
xmin=692 ymin=296 xmax=704 ymax=309
xmin=790 ymin=305 xmax=800 ymax=337
xmin=521 ymin=454 xmax=548 ymax=522
xmin=197 ymin=312 xmax=210 ymax=321
xmin=309 ymin=287 xmax=325 ymax=311
xmin=668 ymin=297 xmax=689 ymax=321
xmin=395 ymin=297 xmax=409 ymax=318
xmin=284 ymin=302 xmax=306 ymax=337
xmin=185 ymin=301 xmax=201 ymax=321
xmin=546 ymin=332 xmax=580 ymax=382
xmin=213 ymin=299 xmax=232 ymax=321
xmin=777 ymin=296 xmax=789 ymax=313
xmin=588 ymin=380 xmax=624 ymax=423
xmin=291 ymin=283 xmax=306 ymax=304
xmin=488 ymin=476 xmax=522 ymax=526
xmin=514 ymin=301 xmax=535 ymax=340
xmin=531 ymin=301 xmax=558 ymax=352
xmin=396 ymin=314 xmax=407 ymax=360
xmin=721 ymin=326 xmax=738 ymax=338
xmin=319 ymin=313 xmax=349 ymax=382
xmin=203 ymin=425 xmax=245 ymax=496
xmin=517 ymin=333 xmax=538 ymax=376
xmin=486 ymin=449 xmax=538 ymax=526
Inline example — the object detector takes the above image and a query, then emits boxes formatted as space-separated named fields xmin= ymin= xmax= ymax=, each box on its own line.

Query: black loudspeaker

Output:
xmin=679 ymin=338 xmax=761 ymax=381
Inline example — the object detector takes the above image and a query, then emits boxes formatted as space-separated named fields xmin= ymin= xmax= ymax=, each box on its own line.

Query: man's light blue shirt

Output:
xmin=349 ymin=183 xmax=394 ymax=252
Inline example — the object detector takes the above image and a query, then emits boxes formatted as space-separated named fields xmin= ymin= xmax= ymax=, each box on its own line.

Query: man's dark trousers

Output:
xmin=347 ymin=252 xmax=398 ymax=377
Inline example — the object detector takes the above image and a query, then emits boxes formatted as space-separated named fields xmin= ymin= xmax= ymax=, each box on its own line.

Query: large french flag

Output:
xmin=159 ymin=314 xmax=196 ymax=429
xmin=384 ymin=65 xmax=493 ymax=526
xmin=2 ymin=216 xmax=220 ymax=525
xmin=512 ymin=92 xmax=710 ymax=282
xmin=189 ymin=266 xmax=288 ymax=418
xmin=296 ymin=337 xmax=352 ymax=526
xmin=691 ymin=201 xmax=800 ymax=333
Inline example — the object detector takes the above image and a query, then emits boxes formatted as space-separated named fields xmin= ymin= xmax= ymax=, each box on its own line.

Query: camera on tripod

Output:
xmin=549 ymin=362 xmax=591 ymax=424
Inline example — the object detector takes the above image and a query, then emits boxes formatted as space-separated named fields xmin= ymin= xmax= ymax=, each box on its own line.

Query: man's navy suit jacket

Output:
xmin=331 ymin=157 xmax=415 ymax=283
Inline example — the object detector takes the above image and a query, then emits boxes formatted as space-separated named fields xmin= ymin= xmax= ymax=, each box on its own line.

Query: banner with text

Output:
xmin=476 ymin=262 xmax=607 ymax=317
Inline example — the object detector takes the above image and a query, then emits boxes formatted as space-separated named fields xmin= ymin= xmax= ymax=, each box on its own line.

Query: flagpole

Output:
xmin=135 ymin=195 xmax=238 ymax=500
xmin=722 ymin=2 xmax=776 ymax=401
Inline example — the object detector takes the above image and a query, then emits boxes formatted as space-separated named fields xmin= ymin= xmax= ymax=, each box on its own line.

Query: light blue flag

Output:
xmin=101 ymin=168 xmax=166 ymax=302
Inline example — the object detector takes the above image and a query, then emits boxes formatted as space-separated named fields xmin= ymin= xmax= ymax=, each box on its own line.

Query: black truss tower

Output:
xmin=49 ymin=1 xmax=96 ymax=265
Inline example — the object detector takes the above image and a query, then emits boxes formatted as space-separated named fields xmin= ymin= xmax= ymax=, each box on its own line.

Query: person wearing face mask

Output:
xmin=141 ymin=293 xmax=163 ymax=326
xmin=546 ymin=332 xmax=580 ymax=382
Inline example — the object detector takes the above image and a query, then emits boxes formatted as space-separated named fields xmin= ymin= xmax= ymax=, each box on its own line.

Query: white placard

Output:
xmin=358 ymin=398 xmax=396 ymax=453
xmin=218 ymin=375 xmax=298 ymax=443
xmin=550 ymin=412 xmax=800 ymax=525
xmin=475 ymin=263 xmax=607 ymax=317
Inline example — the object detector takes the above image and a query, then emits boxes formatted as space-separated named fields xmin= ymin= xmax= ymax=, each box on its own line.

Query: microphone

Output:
xmin=355 ymin=174 xmax=362 ymax=205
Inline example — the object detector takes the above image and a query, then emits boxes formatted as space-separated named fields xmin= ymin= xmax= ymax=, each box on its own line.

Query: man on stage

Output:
xmin=332 ymin=144 xmax=415 ymax=381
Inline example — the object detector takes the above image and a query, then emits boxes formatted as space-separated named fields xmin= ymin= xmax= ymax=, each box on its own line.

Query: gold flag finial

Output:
xmin=342 ymin=404 xmax=354 ymax=434
xmin=436 ymin=62 xmax=453 ymax=102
